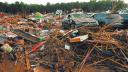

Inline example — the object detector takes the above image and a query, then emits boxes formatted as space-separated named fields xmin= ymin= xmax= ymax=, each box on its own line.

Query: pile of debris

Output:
xmin=0 ymin=12 xmax=128 ymax=72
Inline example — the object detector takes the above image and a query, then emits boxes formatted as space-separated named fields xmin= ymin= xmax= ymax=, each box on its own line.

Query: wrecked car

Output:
xmin=93 ymin=13 xmax=125 ymax=29
xmin=120 ymin=14 xmax=128 ymax=28
xmin=62 ymin=12 xmax=99 ymax=29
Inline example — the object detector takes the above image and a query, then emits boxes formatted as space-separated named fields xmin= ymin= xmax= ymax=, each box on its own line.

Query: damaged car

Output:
xmin=62 ymin=12 xmax=99 ymax=29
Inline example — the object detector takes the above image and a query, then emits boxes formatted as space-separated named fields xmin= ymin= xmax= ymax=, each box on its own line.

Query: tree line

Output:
xmin=0 ymin=0 xmax=126 ymax=14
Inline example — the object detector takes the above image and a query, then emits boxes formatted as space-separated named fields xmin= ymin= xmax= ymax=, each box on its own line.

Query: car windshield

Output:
xmin=71 ymin=14 xmax=86 ymax=18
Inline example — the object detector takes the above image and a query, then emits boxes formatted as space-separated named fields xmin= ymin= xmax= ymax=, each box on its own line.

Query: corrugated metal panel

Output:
xmin=12 ymin=29 xmax=38 ymax=43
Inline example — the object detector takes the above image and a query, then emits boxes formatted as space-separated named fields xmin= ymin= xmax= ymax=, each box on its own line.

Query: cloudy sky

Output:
xmin=0 ymin=0 xmax=128 ymax=5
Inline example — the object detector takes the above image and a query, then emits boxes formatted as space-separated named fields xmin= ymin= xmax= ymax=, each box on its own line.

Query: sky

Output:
xmin=0 ymin=0 xmax=128 ymax=5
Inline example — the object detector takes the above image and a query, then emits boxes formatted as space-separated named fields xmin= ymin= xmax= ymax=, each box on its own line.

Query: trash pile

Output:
xmin=0 ymin=12 xmax=128 ymax=72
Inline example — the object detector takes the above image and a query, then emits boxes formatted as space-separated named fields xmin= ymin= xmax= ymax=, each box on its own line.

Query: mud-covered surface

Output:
xmin=0 ymin=59 xmax=25 ymax=72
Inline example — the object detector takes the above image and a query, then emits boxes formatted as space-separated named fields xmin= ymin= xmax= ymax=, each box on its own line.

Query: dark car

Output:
xmin=120 ymin=14 xmax=128 ymax=28
xmin=93 ymin=13 xmax=125 ymax=29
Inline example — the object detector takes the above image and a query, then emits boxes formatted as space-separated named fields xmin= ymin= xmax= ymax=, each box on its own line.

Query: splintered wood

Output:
xmin=77 ymin=26 xmax=128 ymax=72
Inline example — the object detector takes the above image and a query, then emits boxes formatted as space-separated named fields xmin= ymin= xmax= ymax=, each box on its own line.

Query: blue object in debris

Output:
xmin=50 ymin=64 xmax=55 ymax=72
xmin=72 ymin=33 xmax=77 ymax=37
xmin=58 ymin=65 xmax=64 ymax=72
xmin=14 ymin=36 xmax=23 ymax=40
xmin=75 ymin=43 xmax=81 ymax=46
xmin=40 ymin=64 xmax=49 ymax=68
xmin=103 ymin=51 xmax=113 ymax=57
xmin=71 ymin=30 xmax=79 ymax=37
